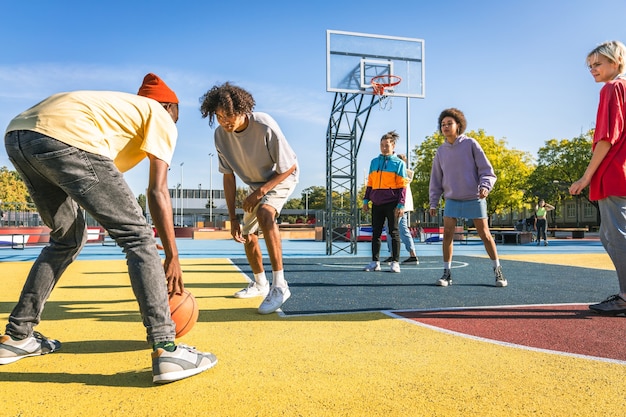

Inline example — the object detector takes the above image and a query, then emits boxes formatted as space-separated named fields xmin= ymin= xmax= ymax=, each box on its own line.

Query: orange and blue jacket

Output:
xmin=363 ymin=153 xmax=407 ymax=208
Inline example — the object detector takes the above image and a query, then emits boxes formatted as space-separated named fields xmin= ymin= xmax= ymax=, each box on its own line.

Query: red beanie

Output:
xmin=137 ymin=73 xmax=179 ymax=103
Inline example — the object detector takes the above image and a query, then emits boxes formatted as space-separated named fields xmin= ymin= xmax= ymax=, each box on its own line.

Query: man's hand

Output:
xmin=230 ymin=218 xmax=245 ymax=243
xmin=243 ymin=189 xmax=263 ymax=213
xmin=164 ymin=256 xmax=184 ymax=296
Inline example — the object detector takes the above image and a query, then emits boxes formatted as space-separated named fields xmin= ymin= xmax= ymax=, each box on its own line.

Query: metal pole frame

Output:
xmin=325 ymin=92 xmax=378 ymax=255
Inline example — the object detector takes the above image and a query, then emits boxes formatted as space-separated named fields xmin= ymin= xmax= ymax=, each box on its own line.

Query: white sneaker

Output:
xmin=0 ymin=331 xmax=61 ymax=365
xmin=152 ymin=344 xmax=217 ymax=384
xmin=364 ymin=261 xmax=381 ymax=272
xmin=258 ymin=286 xmax=291 ymax=314
xmin=390 ymin=261 xmax=401 ymax=273
xmin=234 ymin=281 xmax=270 ymax=298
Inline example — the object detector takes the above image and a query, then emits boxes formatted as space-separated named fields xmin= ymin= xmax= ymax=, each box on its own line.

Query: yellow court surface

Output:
xmin=1 ymin=253 xmax=624 ymax=417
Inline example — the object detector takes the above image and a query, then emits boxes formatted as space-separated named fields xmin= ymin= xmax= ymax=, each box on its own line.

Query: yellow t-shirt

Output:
xmin=5 ymin=90 xmax=177 ymax=172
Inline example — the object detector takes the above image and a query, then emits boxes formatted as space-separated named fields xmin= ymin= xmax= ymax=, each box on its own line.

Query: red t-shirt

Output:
xmin=590 ymin=77 xmax=626 ymax=200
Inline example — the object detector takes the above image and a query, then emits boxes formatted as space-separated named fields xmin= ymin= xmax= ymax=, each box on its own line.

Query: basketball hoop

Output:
xmin=371 ymin=75 xmax=402 ymax=110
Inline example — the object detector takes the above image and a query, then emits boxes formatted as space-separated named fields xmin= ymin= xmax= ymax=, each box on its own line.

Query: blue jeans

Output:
xmin=386 ymin=213 xmax=416 ymax=255
xmin=4 ymin=130 xmax=175 ymax=344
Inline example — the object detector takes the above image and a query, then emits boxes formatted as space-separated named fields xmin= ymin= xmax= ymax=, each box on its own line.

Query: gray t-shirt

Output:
xmin=215 ymin=112 xmax=298 ymax=189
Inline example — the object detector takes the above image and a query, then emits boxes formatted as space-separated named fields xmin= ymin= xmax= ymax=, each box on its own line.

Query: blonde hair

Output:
xmin=587 ymin=40 xmax=626 ymax=74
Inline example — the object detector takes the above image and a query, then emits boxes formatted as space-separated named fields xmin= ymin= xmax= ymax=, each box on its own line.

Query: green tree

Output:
xmin=283 ymin=198 xmax=303 ymax=209
xmin=301 ymin=186 xmax=326 ymax=210
xmin=137 ymin=194 xmax=147 ymax=216
xmin=527 ymin=131 xmax=596 ymax=221
xmin=0 ymin=166 xmax=30 ymax=210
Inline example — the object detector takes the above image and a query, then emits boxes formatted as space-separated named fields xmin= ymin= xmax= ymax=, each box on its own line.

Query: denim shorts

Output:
xmin=443 ymin=198 xmax=487 ymax=219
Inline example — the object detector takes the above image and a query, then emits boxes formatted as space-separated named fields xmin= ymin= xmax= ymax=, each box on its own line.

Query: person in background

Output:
xmin=534 ymin=199 xmax=554 ymax=246
xmin=429 ymin=108 xmax=507 ymax=288
xmin=383 ymin=154 xmax=419 ymax=265
xmin=199 ymin=82 xmax=298 ymax=314
xmin=362 ymin=131 xmax=407 ymax=273
xmin=570 ymin=40 xmax=626 ymax=316
xmin=0 ymin=73 xmax=217 ymax=384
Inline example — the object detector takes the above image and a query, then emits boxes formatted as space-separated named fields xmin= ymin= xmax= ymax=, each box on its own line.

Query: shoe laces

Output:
xmin=494 ymin=266 xmax=504 ymax=280
xmin=602 ymin=294 xmax=625 ymax=303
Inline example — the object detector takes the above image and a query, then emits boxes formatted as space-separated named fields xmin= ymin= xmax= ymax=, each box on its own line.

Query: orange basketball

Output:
xmin=168 ymin=289 xmax=199 ymax=338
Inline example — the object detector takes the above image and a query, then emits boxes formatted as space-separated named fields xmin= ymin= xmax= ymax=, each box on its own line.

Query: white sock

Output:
xmin=492 ymin=259 xmax=501 ymax=268
xmin=443 ymin=262 xmax=452 ymax=270
xmin=254 ymin=272 xmax=268 ymax=287
xmin=272 ymin=270 xmax=287 ymax=288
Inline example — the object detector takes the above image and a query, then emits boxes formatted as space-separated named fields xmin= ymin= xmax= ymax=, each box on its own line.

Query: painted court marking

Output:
xmin=389 ymin=304 xmax=626 ymax=365
xmin=317 ymin=260 xmax=469 ymax=270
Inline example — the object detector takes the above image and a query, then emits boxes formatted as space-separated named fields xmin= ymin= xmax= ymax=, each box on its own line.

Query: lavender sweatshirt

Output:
xmin=429 ymin=135 xmax=496 ymax=208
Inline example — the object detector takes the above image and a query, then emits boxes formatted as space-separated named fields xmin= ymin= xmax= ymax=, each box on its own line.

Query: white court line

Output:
xmin=316 ymin=260 xmax=469 ymax=270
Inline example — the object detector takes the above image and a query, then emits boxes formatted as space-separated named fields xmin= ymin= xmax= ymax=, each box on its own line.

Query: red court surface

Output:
xmin=397 ymin=304 xmax=625 ymax=363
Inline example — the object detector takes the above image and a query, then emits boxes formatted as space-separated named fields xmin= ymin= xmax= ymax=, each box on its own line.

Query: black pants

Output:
xmin=371 ymin=202 xmax=400 ymax=261
xmin=536 ymin=218 xmax=547 ymax=241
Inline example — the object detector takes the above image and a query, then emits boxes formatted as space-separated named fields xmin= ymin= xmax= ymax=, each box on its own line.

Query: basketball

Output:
xmin=168 ymin=289 xmax=199 ymax=338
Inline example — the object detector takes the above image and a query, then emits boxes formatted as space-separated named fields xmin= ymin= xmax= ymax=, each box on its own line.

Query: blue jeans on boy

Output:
xmin=4 ymin=130 xmax=175 ymax=344
xmin=387 ymin=213 xmax=416 ymax=255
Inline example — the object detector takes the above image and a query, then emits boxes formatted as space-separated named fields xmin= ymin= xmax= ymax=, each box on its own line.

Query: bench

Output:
xmin=492 ymin=231 xmax=533 ymax=245
xmin=11 ymin=234 xmax=27 ymax=250
xmin=547 ymin=227 xmax=588 ymax=239
xmin=423 ymin=227 xmax=465 ymax=244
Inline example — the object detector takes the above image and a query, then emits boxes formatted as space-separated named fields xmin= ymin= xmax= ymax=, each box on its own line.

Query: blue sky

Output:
xmin=1 ymin=0 xmax=625 ymax=199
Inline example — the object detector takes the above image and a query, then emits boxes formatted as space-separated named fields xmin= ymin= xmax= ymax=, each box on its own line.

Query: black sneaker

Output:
xmin=589 ymin=294 xmax=626 ymax=316
xmin=402 ymin=256 xmax=419 ymax=265
xmin=382 ymin=257 xmax=394 ymax=264
xmin=436 ymin=270 xmax=452 ymax=287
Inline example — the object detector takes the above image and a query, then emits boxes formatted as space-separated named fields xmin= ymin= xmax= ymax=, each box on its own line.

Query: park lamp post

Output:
xmin=208 ymin=153 xmax=214 ymax=225
xmin=180 ymin=162 xmax=184 ymax=226
xmin=304 ymin=190 xmax=310 ymax=217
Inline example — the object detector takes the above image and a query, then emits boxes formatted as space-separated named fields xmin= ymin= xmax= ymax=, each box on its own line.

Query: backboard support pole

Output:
xmin=325 ymin=92 xmax=378 ymax=255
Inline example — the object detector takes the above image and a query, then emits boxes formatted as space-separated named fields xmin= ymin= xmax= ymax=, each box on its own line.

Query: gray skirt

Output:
xmin=443 ymin=198 xmax=487 ymax=219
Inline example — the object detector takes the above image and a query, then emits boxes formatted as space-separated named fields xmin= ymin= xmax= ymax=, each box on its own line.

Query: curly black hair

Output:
xmin=199 ymin=82 xmax=256 ymax=128
xmin=438 ymin=108 xmax=467 ymax=136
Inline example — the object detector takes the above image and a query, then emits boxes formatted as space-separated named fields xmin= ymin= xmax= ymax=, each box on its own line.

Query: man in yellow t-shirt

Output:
xmin=0 ymin=74 xmax=217 ymax=384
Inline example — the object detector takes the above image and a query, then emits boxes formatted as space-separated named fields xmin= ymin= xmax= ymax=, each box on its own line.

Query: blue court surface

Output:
xmin=0 ymin=236 xmax=608 ymax=262
xmin=2 ymin=236 xmax=613 ymax=317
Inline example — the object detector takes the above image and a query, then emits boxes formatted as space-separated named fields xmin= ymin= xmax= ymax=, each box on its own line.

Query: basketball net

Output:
xmin=371 ymin=75 xmax=401 ymax=111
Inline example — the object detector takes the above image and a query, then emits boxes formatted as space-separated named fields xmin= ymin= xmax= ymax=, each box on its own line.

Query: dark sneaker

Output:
xmin=402 ymin=256 xmax=419 ymax=265
xmin=382 ymin=257 xmax=394 ymax=264
xmin=589 ymin=294 xmax=626 ymax=316
xmin=152 ymin=344 xmax=217 ymax=384
xmin=0 ymin=331 xmax=61 ymax=365
xmin=436 ymin=269 xmax=452 ymax=287
xmin=494 ymin=266 xmax=508 ymax=287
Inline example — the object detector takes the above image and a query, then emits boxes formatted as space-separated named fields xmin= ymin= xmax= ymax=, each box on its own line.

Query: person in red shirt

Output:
xmin=570 ymin=40 xmax=626 ymax=316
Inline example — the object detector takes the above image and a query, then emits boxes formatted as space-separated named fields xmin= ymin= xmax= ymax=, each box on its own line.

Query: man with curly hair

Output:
xmin=200 ymin=82 xmax=298 ymax=314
